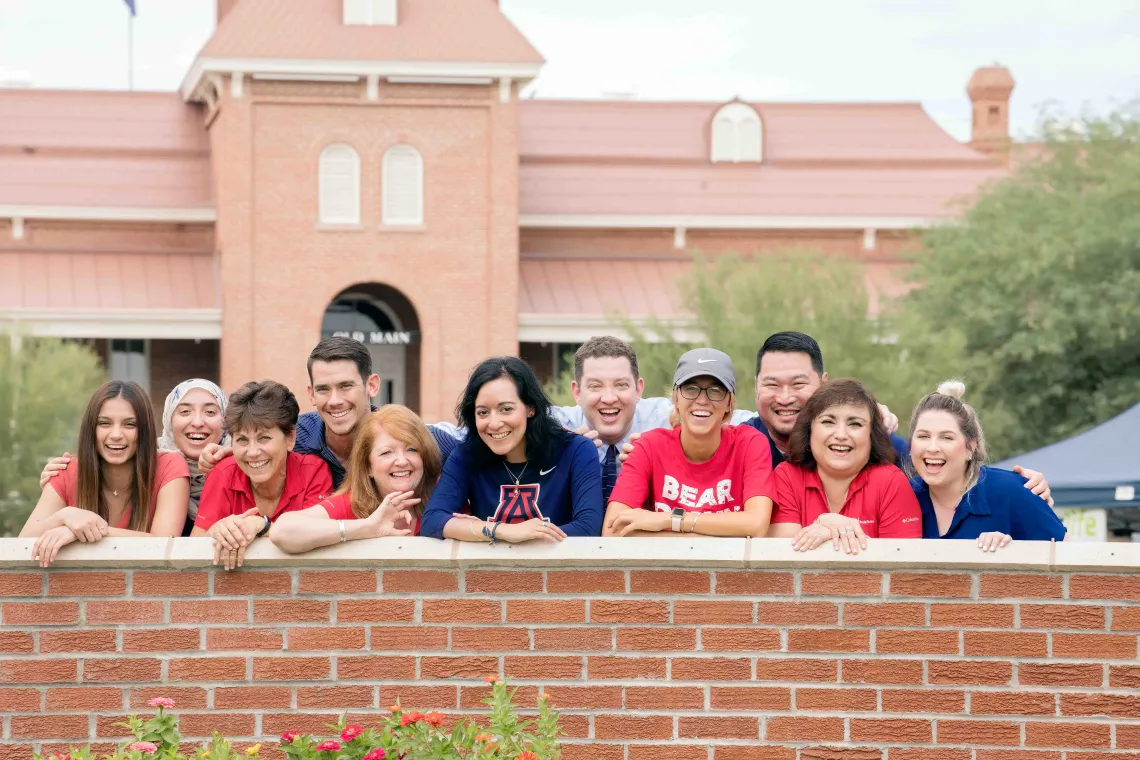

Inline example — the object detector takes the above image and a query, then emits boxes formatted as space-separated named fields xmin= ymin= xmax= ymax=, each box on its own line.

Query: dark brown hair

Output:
xmin=224 ymin=381 xmax=300 ymax=437
xmin=75 ymin=381 xmax=158 ymax=533
xmin=786 ymin=378 xmax=896 ymax=470
xmin=336 ymin=406 xmax=442 ymax=520
xmin=307 ymin=337 xmax=372 ymax=385
xmin=573 ymin=336 xmax=640 ymax=383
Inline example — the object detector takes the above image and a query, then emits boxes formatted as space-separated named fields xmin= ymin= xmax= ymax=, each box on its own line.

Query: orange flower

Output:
xmin=399 ymin=711 xmax=425 ymax=727
xmin=538 ymin=692 xmax=550 ymax=701
xmin=515 ymin=752 xmax=541 ymax=760
xmin=483 ymin=674 xmax=500 ymax=684
xmin=424 ymin=711 xmax=444 ymax=727
xmin=387 ymin=704 xmax=401 ymax=713
xmin=475 ymin=734 xmax=493 ymax=742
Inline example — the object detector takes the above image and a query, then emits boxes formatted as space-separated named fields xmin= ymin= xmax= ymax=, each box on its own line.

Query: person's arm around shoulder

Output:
xmin=38 ymin=452 xmax=72 ymax=490
xmin=198 ymin=443 xmax=233 ymax=477
xmin=1001 ymin=468 xmax=1067 ymax=543
xmin=872 ymin=465 xmax=923 ymax=539
xmin=603 ymin=430 xmax=655 ymax=537
xmin=560 ymin=434 xmax=604 ymax=537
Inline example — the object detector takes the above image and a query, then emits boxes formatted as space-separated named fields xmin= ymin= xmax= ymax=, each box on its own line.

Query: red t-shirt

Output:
xmin=316 ymin=491 xmax=421 ymax=536
xmin=609 ymin=424 xmax=775 ymax=514
xmin=771 ymin=462 xmax=922 ymax=538
xmin=195 ymin=451 xmax=332 ymax=531
xmin=48 ymin=451 xmax=190 ymax=529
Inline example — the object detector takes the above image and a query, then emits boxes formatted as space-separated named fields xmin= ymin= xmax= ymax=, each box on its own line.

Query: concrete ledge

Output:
xmin=2 ymin=537 xmax=1139 ymax=572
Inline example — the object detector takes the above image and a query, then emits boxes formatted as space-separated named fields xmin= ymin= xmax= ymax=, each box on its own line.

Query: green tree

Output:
xmin=606 ymin=252 xmax=963 ymax=424
xmin=900 ymin=106 xmax=1140 ymax=458
xmin=0 ymin=334 xmax=105 ymax=535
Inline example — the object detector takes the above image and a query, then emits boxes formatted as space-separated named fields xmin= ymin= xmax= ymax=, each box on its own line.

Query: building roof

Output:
xmin=0 ymin=89 xmax=212 ymax=210
xmin=518 ymin=99 xmax=1006 ymax=220
xmin=199 ymin=0 xmax=543 ymax=66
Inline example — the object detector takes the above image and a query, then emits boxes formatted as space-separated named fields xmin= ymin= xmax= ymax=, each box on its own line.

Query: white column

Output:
xmin=11 ymin=217 xmax=24 ymax=239
xmin=231 ymin=72 xmax=244 ymax=98
xmin=499 ymin=77 xmax=512 ymax=104
xmin=366 ymin=74 xmax=380 ymax=101
xmin=863 ymin=227 xmax=877 ymax=251
xmin=674 ymin=226 xmax=687 ymax=250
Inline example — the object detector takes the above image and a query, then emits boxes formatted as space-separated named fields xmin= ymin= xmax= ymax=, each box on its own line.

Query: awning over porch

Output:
xmin=0 ymin=249 xmax=221 ymax=339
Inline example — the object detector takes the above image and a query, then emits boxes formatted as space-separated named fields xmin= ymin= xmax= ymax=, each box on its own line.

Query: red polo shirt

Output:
xmin=195 ymin=451 xmax=332 ymax=531
xmin=317 ymin=491 xmax=421 ymax=536
xmin=771 ymin=462 xmax=922 ymax=538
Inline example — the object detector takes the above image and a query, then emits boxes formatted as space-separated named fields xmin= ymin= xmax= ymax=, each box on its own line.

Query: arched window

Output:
xmin=318 ymin=143 xmax=360 ymax=224
xmin=710 ymin=102 xmax=763 ymax=163
xmin=382 ymin=144 xmax=424 ymax=226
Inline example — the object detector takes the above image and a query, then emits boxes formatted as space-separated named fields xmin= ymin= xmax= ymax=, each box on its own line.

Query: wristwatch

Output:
xmin=671 ymin=507 xmax=685 ymax=533
xmin=256 ymin=514 xmax=272 ymax=537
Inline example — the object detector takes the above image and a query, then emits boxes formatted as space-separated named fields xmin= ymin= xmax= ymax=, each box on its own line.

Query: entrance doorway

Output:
xmin=320 ymin=285 xmax=421 ymax=411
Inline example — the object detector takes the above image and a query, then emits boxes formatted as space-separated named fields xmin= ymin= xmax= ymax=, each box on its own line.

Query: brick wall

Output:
xmin=1 ymin=539 xmax=1139 ymax=760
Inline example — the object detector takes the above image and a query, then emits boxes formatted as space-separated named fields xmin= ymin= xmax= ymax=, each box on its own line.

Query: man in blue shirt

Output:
xmin=199 ymin=337 xmax=458 ymax=489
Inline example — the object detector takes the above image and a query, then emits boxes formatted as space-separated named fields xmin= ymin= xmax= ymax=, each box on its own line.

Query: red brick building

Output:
xmin=0 ymin=0 xmax=1017 ymax=422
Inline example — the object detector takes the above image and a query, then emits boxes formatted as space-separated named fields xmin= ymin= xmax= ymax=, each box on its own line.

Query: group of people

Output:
xmin=20 ymin=331 xmax=1067 ymax=568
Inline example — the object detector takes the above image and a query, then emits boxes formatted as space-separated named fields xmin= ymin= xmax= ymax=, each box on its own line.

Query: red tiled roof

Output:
xmin=0 ymin=89 xmax=212 ymax=209
xmin=199 ymin=0 xmax=543 ymax=65
xmin=518 ymin=99 xmax=1007 ymax=220
xmin=0 ymin=249 xmax=218 ymax=310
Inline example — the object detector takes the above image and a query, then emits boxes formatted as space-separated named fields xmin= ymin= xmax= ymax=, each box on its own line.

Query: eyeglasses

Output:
xmin=677 ymin=383 xmax=728 ymax=402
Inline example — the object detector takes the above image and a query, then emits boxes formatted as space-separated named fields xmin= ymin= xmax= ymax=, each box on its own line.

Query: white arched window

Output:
xmin=318 ymin=143 xmax=361 ymax=224
xmin=382 ymin=144 xmax=424 ymax=226
xmin=710 ymin=102 xmax=763 ymax=163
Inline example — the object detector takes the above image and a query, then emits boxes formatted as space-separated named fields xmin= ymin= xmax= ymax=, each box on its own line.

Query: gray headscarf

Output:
xmin=157 ymin=379 xmax=230 ymax=521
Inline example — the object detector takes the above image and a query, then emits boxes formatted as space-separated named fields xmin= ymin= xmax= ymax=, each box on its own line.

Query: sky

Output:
xmin=0 ymin=0 xmax=1137 ymax=142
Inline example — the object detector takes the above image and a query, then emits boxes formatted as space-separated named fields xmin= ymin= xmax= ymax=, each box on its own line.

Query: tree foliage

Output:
xmin=899 ymin=106 xmax=1140 ymax=458
xmin=0 ymin=334 xmax=105 ymax=535
xmin=616 ymin=252 xmax=964 ymax=424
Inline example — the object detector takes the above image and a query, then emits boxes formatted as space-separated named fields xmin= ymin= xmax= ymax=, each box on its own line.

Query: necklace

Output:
xmin=502 ymin=461 xmax=528 ymax=496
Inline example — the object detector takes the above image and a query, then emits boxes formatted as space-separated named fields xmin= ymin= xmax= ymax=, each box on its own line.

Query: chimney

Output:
xmin=216 ymin=0 xmax=240 ymax=26
xmin=967 ymin=65 xmax=1015 ymax=165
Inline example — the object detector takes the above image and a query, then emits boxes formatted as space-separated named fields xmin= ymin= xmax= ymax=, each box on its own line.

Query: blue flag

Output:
xmin=124 ymin=0 xmax=136 ymax=16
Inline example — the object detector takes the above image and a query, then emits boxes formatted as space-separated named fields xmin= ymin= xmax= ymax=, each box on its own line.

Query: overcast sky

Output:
xmin=1 ymin=0 xmax=1137 ymax=142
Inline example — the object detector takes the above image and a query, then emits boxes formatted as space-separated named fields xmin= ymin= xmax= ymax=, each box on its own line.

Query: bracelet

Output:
xmin=256 ymin=514 xmax=272 ymax=538
xmin=482 ymin=523 xmax=497 ymax=545
xmin=338 ymin=520 xmax=347 ymax=543
xmin=689 ymin=513 xmax=701 ymax=534
xmin=467 ymin=520 xmax=480 ymax=538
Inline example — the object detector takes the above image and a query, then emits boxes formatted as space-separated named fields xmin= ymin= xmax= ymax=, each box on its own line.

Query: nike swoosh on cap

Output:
xmin=696 ymin=358 xmax=717 ymax=363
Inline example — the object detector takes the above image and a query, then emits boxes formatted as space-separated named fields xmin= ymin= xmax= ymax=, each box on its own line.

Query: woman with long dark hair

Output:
xmin=21 ymin=381 xmax=190 ymax=566
xmin=270 ymin=405 xmax=440 ymax=552
xmin=419 ymin=357 xmax=603 ymax=543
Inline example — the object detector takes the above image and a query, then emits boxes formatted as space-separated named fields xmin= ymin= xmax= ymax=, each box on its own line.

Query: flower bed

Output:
xmin=34 ymin=679 xmax=562 ymax=760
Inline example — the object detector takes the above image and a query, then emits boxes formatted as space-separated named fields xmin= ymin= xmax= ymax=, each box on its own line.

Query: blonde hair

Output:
xmin=908 ymin=379 xmax=989 ymax=491
xmin=336 ymin=406 xmax=441 ymax=520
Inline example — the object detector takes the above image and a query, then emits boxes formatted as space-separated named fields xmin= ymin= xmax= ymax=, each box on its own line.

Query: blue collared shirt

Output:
xmin=295 ymin=409 xmax=461 ymax=489
xmin=912 ymin=466 xmax=1067 ymax=541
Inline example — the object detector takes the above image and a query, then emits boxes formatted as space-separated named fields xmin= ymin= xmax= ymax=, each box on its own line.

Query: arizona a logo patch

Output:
xmin=491 ymin=484 xmax=544 ymax=524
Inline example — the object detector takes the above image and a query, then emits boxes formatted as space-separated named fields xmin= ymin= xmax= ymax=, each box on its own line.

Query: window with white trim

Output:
xmin=318 ymin=143 xmax=361 ymax=224
xmin=710 ymin=102 xmax=763 ymax=163
xmin=382 ymin=144 xmax=424 ymax=226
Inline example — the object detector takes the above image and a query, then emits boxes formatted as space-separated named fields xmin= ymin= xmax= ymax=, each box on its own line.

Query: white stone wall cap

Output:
xmin=455 ymin=537 xmax=749 ymax=567
xmin=1053 ymin=540 xmax=1140 ymax=571
xmin=0 ymin=537 xmax=1137 ymax=573
xmin=746 ymin=537 xmax=1054 ymax=570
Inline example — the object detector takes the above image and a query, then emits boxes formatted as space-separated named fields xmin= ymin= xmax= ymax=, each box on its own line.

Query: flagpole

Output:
xmin=127 ymin=10 xmax=134 ymax=91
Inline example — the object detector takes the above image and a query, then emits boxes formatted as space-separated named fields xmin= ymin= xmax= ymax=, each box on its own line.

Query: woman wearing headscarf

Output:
xmin=40 ymin=379 xmax=230 ymax=536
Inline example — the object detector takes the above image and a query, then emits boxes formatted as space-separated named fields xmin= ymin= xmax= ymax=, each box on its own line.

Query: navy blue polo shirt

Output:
xmin=295 ymin=408 xmax=460 ymax=489
xmin=912 ymin=466 xmax=1067 ymax=541
xmin=741 ymin=416 xmax=910 ymax=468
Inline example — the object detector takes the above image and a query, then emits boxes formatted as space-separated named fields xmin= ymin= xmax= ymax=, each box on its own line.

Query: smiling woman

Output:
xmin=19 ymin=381 xmax=190 ymax=567
xmin=192 ymin=381 xmax=332 ymax=569
xmin=603 ymin=348 xmax=775 ymax=539
xmin=419 ymin=357 xmax=603 ymax=543
xmin=768 ymin=378 xmax=922 ymax=554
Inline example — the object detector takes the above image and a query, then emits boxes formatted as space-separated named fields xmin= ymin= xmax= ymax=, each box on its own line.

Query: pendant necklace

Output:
xmin=502 ymin=461 xmax=528 ymax=496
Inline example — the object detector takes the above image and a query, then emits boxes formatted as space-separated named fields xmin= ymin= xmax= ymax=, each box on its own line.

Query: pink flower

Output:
xmin=51 ymin=754 xmax=71 ymax=760
xmin=340 ymin=725 xmax=363 ymax=742
xmin=315 ymin=741 xmax=341 ymax=752
xmin=279 ymin=731 xmax=301 ymax=744
xmin=129 ymin=743 xmax=158 ymax=754
xmin=362 ymin=750 xmax=387 ymax=760
xmin=147 ymin=697 xmax=176 ymax=709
